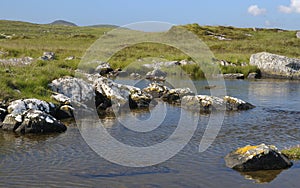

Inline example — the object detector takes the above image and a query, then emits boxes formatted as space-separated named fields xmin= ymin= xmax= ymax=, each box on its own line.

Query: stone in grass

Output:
xmin=225 ymin=144 xmax=292 ymax=171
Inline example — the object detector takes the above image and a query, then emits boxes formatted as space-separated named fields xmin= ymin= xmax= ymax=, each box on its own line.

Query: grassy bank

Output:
xmin=1 ymin=20 xmax=299 ymax=101
xmin=281 ymin=146 xmax=300 ymax=160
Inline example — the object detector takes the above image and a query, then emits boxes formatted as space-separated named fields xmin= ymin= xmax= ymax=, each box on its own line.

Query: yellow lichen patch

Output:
xmin=235 ymin=145 xmax=258 ymax=154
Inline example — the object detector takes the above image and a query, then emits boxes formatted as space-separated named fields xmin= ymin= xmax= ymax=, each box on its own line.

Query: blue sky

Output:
xmin=1 ymin=0 xmax=300 ymax=30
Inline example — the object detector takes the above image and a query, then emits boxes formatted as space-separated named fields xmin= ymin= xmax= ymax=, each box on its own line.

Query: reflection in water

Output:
xmin=1 ymin=79 xmax=300 ymax=187
xmin=239 ymin=169 xmax=284 ymax=184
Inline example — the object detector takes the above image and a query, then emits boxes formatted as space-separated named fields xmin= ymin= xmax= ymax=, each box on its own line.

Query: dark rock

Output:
xmin=225 ymin=144 xmax=292 ymax=171
xmin=2 ymin=110 xmax=66 ymax=134
xmin=0 ymin=108 xmax=7 ymax=122
xmin=247 ymin=72 xmax=259 ymax=79
xmin=95 ymin=62 xmax=113 ymax=76
xmin=129 ymin=89 xmax=152 ymax=109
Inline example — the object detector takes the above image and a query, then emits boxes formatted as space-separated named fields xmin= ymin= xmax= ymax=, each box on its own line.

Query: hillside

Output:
xmin=50 ymin=20 xmax=77 ymax=26
xmin=0 ymin=20 xmax=299 ymax=100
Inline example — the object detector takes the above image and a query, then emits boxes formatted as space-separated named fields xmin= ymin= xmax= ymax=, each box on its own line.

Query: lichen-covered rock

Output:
xmin=51 ymin=93 xmax=71 ymax=105
xmin=129 ymin=88 xmax=152 ymax=109
xmin=143 ymin=83 xmax=169 ymax=98
xmin=49 ymin=76 xmax=95 ymax=103
xmin=181 ymin=95 xmax=254 ymax=112
xmin=2 ymin=110 xmax=66 ymax=134
xmin=225 ymin=144 xmax=292 ymax=171
xmin=250 ymin=52 xmax=300 ymax=79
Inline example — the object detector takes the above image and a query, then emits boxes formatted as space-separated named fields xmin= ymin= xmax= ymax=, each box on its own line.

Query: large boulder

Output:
xmin=2 ymin=110 xmax=66 ymax=133
xmin=225 ymin=144 xmax=292 ymax=171
xmin=181 ymin=95 xmax=255 ymax=112
xmin=49 ymin=76 xmax=95 ymax=104
xmin=250 ymin=52 xmax=300 ymax=79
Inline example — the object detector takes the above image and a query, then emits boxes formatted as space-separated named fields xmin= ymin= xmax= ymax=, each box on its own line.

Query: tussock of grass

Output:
xmin=281 ymin=146 xmax=300 ymax=160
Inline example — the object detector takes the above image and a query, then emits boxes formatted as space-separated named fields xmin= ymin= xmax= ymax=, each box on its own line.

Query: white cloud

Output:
xmin=248 ymin=5 xmax=267 ymax=16
xmin=279 ymin=0 xmax=300 ymax=13
xmin=265 ymin=20 xmax=271 ymax=27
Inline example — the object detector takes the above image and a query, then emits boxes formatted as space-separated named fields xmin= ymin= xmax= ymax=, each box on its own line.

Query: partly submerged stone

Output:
xmin=161 ymin=88 xmax=194 ymax=104
xmin=181 ymin=95 xmax=255 ymax=112
xmin=2 ymin=110 xmax=66 ymax=134
xmin=225 ymin=144 xmax=292 ymax=171
xmin=143 ymin=83 xmax=169 ymax=98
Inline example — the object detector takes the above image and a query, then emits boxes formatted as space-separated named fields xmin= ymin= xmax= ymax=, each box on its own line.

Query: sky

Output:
xmin=1 ymin=0 xmax=300 ymax=30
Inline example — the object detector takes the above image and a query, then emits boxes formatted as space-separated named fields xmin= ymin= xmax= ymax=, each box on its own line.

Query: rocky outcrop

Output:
xmin=225 ymin=144 xmax=292 ymax=171
xmin=250 ymin=52 xmax=300 ymax=79
xmin=40 ymin=52 xmax=55 ymax=61
xmin=0 ymin=99 xmax=66 ymax=133
xmin=143 ymin=83 xmax=169 ymax=98
xmin=181 ymin=95 xmax=255 ymax=112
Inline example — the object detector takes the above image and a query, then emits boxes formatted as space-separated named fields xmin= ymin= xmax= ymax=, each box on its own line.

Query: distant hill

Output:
xmin=89 ymin=24 xmax=118 ymax=28
xmin=50 ymin=20 xmax=77 ymax=27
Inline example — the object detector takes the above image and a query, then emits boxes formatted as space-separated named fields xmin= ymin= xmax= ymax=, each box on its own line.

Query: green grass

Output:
xmin=281 ymin=146 xmax=300 ymax=160
xmin=1 ymin=20 xmax=299 ymax=101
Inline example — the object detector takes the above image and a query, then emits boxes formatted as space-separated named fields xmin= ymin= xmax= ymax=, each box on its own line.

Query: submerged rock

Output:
xmin=250 ymin=52 xmax=300 ymax=79
xmin=2 ymin=110 xmax=66 ymax=133
xmin=223 ymin=73 xmax=244 ymax=79
xmin=225 ymin=144 xmax=292 ymax=171
xmin=181 ymin=95 xmax=254 ymax=112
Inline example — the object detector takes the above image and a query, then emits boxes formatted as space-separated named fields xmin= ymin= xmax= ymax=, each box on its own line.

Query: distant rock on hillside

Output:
xmin=50 ymin=20 xmax=77 ymax=27
xmin=88 ymin=24 xmax=119 ymax=28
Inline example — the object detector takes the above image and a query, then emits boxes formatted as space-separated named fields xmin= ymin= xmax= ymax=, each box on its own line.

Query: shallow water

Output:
xmin=1 ymin=79 xmax=300 ymax=187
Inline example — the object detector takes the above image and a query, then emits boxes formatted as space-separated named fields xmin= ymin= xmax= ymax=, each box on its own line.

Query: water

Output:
xmin=1 ymin=79 xmax=300 ymax=187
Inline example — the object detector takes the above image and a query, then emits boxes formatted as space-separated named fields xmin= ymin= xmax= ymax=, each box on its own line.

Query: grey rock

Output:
xmin=40 ymin=52 xmax=55 ymax=61
xmin=95 ymin=62 xmax=113 ymax=76
xmin=65 ymin=56 xmax=75 ymax=61
xmin=225 ymin=144 xmax=292 ymax=171
xmin=143 ymin=83 xmax=169 ymax=98
xmin=49 ymin=76 xmax=95 ymax=104
xmin=296 ymin=31 xmax=300 ymax=39
xmin=162 ymin=88 xmax=194 ymax=104
xmin=181 ymin=95 xmax=254 ymax=112
xmin=146 ymin=69 xmax=167 ymax=78
xmin=0 ymin=57 xmax=34 ymax=66
xmin=250 ymin=52 xmax=300 ymax=79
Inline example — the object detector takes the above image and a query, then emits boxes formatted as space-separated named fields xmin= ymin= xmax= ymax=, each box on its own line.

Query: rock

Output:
xmin=249 ymin=52 xmax=300 ymax=79
xmin=223 ymin=73 xmax=244 ymax=79
xmin=65 ymin=56 xmax=75 ymax=61
xmin=179 ymin=60 xmax=195 ymax=66
xmin=94 ymin=77 xmax=152 ymax=109
xmin=2 ymin=110 xmax=66 ymax=134
xmin=51 ymin=93 xmax=71 ymax=105
xmin=129 ymin=72 xmax=141 ymax=79
xmin=143 ymin=83 xmax=169 ymax=98
xmin=118 ymin=71 xmax=129 ymax=77
xmin=247 ymin=72 xmax=259 ymax=79
xmin=0 ymin=108 xmax=7 ymax=125
xmin=49 ymin=76 xmax=95 ymax=104
xmin=146 ymin=69 xmax=167 ymax=80
xmin=56 ymin=105 xmax=74 ymax=119
xmin=181 ymin=95 xmax=255 ymax=112
xmin=0 ymin=57 xmax=34 ymax=66
xmin=225 ymin=144 xmax=292 ymax=171
xmin=240 ymin=62 xmax=248 ymax=67
xmin=129 ymin=88 xmax=153 ymax=109
xmin=162 ymin=88 xmax=194 ymax=103
xmin=40 ymin=52 xmax=55 ymax=61
xmin=296 ymin=31 xmax=300 ymax=39
xmin=7 ymin=98 xmax=56 ymax=116
xmin=95 ymin=62 xmax=113 ymax=76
